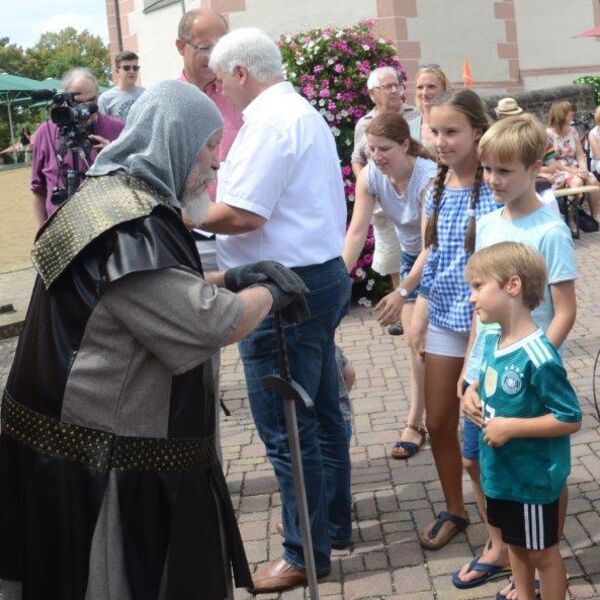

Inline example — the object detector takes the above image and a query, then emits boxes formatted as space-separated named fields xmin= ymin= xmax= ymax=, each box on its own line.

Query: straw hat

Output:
xmin=495 ymin=97 xmax=524 ymax=118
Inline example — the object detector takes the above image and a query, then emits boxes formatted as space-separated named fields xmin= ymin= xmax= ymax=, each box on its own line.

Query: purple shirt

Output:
xmin=31 ymin=114 xmax=124 ymax=220
xmin=179 ymin=71 xmax=244 ymax=201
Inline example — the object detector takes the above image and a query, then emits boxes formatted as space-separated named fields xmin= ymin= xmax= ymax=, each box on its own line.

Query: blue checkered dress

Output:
xmin=420 ymin=182 xmax=499 ymax=332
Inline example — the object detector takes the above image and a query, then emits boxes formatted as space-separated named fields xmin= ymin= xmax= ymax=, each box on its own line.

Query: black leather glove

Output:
xmin=225 ymin=260 xmax=310 ymax=323
xmin=224 ymin=264 xmax=268 ymax=292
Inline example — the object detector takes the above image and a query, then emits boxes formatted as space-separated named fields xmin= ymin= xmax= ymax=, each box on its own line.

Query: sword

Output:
xmin=262 ymin=311 xmax=320 ymax=600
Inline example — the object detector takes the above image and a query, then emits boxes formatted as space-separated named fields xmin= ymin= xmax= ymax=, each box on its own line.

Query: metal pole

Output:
xmin=271 ymin=313 xmax=320 ymax=600
xmin=6 ymin=97 xmax=17 ymax=164
xmin=113 ymin=0 xmax=124 ymax=51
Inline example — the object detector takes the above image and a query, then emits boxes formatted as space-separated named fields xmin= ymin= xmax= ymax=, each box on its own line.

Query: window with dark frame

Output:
xmin=143 ymin=0 xmax=180 ymax=14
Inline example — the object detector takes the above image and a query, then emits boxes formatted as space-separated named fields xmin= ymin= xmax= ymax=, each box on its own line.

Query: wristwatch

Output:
xmin=396 ymin=286 xmax=409 ymax=298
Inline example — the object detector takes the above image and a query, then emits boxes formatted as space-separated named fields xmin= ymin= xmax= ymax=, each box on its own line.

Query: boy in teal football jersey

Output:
xmin=465 ymin=242 xmax=581 ymax=600
xmin=454 ymin=114 xmax=577 ymax=596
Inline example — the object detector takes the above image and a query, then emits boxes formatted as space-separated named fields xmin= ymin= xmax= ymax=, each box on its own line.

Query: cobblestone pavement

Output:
xmin=1 ymin=234 xmax=600 ymax=599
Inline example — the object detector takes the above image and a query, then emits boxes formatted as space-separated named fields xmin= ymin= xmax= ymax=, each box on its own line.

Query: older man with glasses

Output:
xmin=350 ymin=66 xmax=418 ymax=336
xmin=98 ymin=50 xmax=145 ymax=120
xmin=30 ymin=67 xmax=124 ymax=229
xmin=176 ymin=8 xmax=243 ymax=169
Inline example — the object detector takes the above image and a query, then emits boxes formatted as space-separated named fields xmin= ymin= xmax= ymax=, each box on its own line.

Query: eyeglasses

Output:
xmin=184 ymin=40 xmax=215 ymax=54
xmin=373 ymin=83 xmax=402 ymax=92
xmin=119 ymin=65 xmax=140 ymax=72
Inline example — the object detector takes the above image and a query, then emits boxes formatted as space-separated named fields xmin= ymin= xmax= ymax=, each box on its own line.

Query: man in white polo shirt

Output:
xmin=201 ymin=27 xmax=350 ymax=595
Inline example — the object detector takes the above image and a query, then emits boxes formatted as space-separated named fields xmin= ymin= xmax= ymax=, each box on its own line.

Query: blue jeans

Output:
xmin=239 ymin=257 xmax=351 ymax=575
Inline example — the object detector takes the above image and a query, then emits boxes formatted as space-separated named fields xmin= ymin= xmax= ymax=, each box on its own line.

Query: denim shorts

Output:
xmin=399 ymin=251 xmax=420 ymax=302
xmin=462 ymin=416 xmax=481 ymax=460
xmin=461 ymin=379 xmax=481 ymax=460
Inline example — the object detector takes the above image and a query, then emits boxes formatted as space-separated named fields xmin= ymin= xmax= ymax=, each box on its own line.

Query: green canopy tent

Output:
xmin=0 ymin=73 xmax=47 ymax=162
xmin=0 ymin=73 xmax=111 ymax=162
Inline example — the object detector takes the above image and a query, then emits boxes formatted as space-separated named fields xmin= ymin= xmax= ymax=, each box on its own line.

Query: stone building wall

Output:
xmin=484 ymin=84 xmax=597 ymax=124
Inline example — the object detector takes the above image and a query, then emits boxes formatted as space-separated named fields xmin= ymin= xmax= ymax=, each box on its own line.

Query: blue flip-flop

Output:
xmin=451 ymin=555 xmax=511 ymax=589
xmin=495 ymin=578 xmax=541 ymax=600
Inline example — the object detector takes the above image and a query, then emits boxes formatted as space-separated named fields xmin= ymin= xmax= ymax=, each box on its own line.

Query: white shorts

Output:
xmin=425 ymin=323 xmax=469 ymax=358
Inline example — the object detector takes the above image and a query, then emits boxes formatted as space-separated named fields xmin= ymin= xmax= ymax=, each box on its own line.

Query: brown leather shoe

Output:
xmin=250 ymin=558 xmax=307 ymax=594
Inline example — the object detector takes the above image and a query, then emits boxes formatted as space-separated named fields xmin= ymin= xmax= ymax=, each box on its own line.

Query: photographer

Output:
xmin=30 ymin=67 xmax=124 ymax=229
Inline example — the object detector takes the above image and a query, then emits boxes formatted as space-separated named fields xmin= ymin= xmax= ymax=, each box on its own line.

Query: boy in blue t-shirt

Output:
xmin=453 ymin=114 xmax=577 ymax=595
xmin=465 ymin=242 xmax=580 ymax=600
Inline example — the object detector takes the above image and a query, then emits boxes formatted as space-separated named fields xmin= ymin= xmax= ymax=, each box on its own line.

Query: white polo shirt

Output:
xmin=216 ymin=81 xmax=346 ymax=269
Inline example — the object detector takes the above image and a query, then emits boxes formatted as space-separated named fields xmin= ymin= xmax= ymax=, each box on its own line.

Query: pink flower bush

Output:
xmin=278 ymin=21 xmax=406 ymax=301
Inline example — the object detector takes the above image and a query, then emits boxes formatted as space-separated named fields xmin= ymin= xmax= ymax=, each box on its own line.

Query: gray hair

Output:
xmin=177 ymin=8 xmax=228 ymax=40
xmin=367 ymin=66 xmax=400 ymax=90
xmin=87 ymin=81 xmax=223 ymax=206
xmin=61 ymin=67 xmax=100 ymax=95
xmin=208 ymin=27 xmax=283 ymax=82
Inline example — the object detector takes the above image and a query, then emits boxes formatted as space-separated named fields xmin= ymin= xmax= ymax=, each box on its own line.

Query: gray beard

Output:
xmin=181 ymin=171 xmax=215 ymax=228
xmin=181 ymin=188 xmax=211 ymax=228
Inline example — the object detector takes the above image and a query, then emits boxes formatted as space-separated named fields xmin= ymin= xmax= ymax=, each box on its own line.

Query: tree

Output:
xmin=25 ymin=28 xmax=111 ymax=86
xmin=0 ymin=37 xmax=26 ymax=76
xmin=0 ymin=29 xmax=111 ymax=158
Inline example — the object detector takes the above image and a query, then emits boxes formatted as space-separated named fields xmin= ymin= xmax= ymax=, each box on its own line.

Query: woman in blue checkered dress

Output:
xmin=409 ymin=89 xmax=500 ymax=550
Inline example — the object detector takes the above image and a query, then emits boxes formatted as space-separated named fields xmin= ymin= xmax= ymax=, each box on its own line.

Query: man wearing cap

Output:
xmin=494 ymin=97 xmax=524 ymax=119
xmin=0 ymin=80 xmax=308 ymax=600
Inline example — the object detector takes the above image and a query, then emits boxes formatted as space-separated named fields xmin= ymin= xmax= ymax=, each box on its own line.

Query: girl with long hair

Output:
xmin=409 ymin=88 xmax=500 ymax=550
xmin=343 ymin=113 xmax=437 ymax=458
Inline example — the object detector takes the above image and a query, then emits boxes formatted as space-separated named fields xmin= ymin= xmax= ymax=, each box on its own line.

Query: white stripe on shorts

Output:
xmin=523 ymin=503 xmax=545 ymax=550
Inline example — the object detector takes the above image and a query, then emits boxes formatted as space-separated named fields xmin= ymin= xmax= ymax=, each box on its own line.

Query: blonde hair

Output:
xmin=465 ymin=242 xmax=547 ymax=310
xmin=594 ymin=105 xmax=600 ymax=126
xmin=548 ymin=100 xmax=572 ymax=129
xmin=424 ymin=88 xmax=489 ymax=253
xmin=479 ymin=113 xmax=546 ymax=168
xmin=414 ymin=65 xmax=451 ymax=112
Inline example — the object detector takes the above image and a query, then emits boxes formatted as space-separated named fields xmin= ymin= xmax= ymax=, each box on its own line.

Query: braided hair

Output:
xmin=423 ymin=88 xmax=489 ymax=253
xmin=424 ymin=162 xmax=449 ymax=248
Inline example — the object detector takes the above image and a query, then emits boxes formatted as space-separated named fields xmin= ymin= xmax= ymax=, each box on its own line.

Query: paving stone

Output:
xmin=576 ymin=543 xmax=600 ymax=575
xmin=364 ymin=551 xmax=388 ymax=571
xmin=342 ymin=570 xmax=393 ymax=599
xmin=3 ymin=228 xmax=600 ymax=600
xmin=387 ymin=540 xmax=423 ymax=568
xmin=391 ymin=564 xmax=430 ymax=593
xmin=240 ymin=494 xmax=271 ymax=514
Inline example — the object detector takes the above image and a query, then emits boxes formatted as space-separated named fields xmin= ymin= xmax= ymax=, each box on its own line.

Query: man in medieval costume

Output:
xmin=0 ymin=80 xmax=308 ymax=600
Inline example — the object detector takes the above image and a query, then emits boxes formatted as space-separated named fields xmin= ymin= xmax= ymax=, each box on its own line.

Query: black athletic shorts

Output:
xmin=486 ymin=496 xmax=559 ymax=550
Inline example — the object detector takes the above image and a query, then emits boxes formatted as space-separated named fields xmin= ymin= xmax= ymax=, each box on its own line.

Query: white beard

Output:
xmin=181 ymin=188 xmax=211 ymax=228
xmin=180 ymin=170 xmax=215 ymax=228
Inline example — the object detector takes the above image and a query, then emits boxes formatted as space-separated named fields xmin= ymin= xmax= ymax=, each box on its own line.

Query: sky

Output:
xmin=2 ymin=0 xmax=109 ymax=49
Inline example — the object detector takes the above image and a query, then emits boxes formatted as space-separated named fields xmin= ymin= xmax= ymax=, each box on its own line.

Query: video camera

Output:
xmin=30 ymin=89 xmax=98 ymax=148
xmin=29 ymin=88 xmax=99 ymax=205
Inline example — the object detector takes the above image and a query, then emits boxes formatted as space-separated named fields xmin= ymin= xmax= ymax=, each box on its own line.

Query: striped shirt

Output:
xmin=366 ymin=156 xmax=436 ymax=255
xmin=420 ymin=181 xmax=499 ymax=331
xmin=479 ymin=328 xmax=581 ymax=505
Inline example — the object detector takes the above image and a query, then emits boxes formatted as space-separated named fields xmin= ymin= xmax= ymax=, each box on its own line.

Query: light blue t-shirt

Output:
xmin=464 ymin=205 xmax=577 ymax=383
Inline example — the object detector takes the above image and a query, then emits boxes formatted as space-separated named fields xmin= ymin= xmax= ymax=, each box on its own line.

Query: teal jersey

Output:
xmin=464 ymin=205 xmax=576 ymax=384
xmin=479 ymin=328 xmax=581 ymax=504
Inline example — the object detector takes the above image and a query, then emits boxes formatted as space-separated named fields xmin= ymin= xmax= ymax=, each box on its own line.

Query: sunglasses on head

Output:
xmin=120 ymin=65 xmax=140 ymax=72
xmin=417 ymin=63 xmax=441 ymax=70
